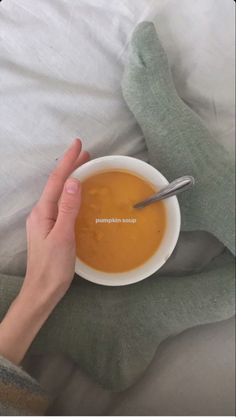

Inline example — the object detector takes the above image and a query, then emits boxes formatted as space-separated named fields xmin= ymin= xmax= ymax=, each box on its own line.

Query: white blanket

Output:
xmin=0 ymin=0 xmax=235 ymax=276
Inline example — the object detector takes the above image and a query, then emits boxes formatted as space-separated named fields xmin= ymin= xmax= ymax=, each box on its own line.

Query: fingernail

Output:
xmin=66 ymin=179 xmax=79 ymax=194
xmin=73 ymin=138 xmax=81 ymax=146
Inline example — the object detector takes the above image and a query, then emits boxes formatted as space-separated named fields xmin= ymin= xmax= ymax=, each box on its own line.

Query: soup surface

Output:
xmin=75 ymin=170 xmax=166 ymax=273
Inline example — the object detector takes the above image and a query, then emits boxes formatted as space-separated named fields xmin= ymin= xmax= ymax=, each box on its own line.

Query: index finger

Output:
xmin=40 ymin=139 xmax=82 ymax=206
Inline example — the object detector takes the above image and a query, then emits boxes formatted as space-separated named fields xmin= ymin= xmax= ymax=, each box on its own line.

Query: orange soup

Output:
xmin=75 ymin=170 xmax=166 ymax=273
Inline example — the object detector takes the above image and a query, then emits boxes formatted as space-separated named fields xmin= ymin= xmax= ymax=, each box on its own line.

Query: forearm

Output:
xmin=0 ymin=140 xmax=86 ymax=366
xmin=0 ymin=285 xmax=57 ymax=365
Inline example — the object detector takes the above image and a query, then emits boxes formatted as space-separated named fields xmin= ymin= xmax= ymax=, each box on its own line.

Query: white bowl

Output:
xmin=73 ymin=156 xmax=181 ymax=286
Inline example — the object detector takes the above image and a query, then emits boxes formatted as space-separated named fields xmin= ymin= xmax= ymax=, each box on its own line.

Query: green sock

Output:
xmin=122 ymin=22 xmax=235 ymax=255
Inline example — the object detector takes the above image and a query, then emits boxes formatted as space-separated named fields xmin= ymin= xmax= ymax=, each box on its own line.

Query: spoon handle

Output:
xmin=134 ymin=176 xmax=195 ymax=209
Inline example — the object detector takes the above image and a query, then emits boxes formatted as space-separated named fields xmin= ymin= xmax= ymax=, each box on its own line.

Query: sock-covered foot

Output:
xmin=122 ymin=22 xmax=235 ymax=254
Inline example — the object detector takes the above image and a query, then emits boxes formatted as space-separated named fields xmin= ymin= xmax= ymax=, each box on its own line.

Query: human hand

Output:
xmin=22 ymin=138 xmax=89 ymax=303
xmin=0 ymin=139 xmax=89 ymax=364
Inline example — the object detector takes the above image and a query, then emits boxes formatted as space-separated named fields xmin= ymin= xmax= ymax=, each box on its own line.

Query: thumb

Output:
xmin=55 ymin=178 xmax=81 ymax=237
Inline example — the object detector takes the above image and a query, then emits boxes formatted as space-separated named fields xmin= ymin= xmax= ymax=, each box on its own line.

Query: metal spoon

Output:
xmin=133 ymin=175 xmax=195 ymax=209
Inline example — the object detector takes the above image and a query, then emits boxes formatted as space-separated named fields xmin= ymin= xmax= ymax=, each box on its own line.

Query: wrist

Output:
xmin=15 ymin=288 xmax=54 ymax=320
xmin=0 ymin=283 xmax=57 ymax=365
xmin=21 ymin=273 xmax=67 ymax=311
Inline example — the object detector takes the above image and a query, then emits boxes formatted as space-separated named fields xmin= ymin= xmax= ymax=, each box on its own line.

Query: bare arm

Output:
xmin=0 ymin=139 xmax=89 ymax=364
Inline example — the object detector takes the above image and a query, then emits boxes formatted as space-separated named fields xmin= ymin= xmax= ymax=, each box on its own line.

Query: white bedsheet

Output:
xmin=0 ymin=0 xmax=235 ymax=276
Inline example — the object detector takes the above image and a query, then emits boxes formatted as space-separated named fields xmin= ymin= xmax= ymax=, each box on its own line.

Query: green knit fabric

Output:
xmin=122 ymin=22 xmax=235 ymax=255
xmin=0 ymin=22 xmax=235 ymax=394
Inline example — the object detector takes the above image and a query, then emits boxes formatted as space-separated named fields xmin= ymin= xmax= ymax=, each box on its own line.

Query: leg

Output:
xmin=122 ymin=22 xmax=235 ymax=254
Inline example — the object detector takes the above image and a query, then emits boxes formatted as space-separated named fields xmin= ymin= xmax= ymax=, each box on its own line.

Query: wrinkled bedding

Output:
xmin=0 ymin=0 xmax=235 ymax=276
